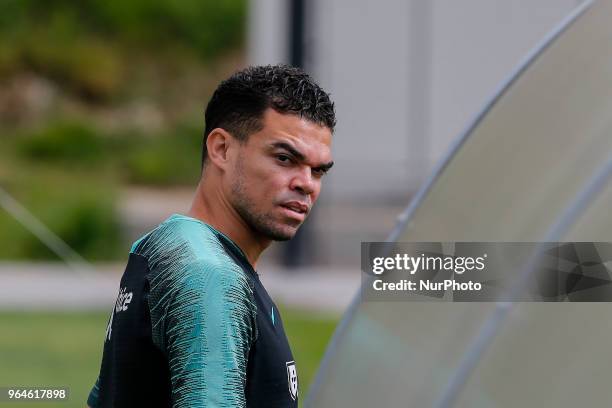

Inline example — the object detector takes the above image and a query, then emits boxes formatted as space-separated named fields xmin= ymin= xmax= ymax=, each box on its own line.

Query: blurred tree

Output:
xmin=0 ymin=0 xmax=246 ymax=101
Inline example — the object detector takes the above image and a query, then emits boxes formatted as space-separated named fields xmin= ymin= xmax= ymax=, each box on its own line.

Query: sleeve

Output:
xmin=87 ymin=377 xmax=101 ymax=408
xmin=154 ymin=261 xmax=257 ymax=408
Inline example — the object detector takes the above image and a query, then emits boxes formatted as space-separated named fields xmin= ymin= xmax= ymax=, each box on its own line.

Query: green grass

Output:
xmin=0 ymin=309 xmax=338 ymax=407
xmin=0 ymin=312 xmax=108 ymax=408
xmin=280 ymin=308 xmax=339 ymax=399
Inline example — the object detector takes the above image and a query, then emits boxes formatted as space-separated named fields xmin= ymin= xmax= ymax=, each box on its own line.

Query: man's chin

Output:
xmin=268 ymin=229 xmax=297 ymax=242
xmin=271 ymin=234 xmax=293 ymax=242
xmin=262 ymin=224 xmax=300 ymax=242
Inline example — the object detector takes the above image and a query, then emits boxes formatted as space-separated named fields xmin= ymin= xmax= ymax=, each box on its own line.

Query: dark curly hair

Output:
xmin=202 ymin=64 xmax=336 ymax=167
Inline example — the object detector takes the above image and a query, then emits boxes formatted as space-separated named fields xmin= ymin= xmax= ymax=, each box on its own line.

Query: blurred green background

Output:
xmin=0 ymin=1 xmax=338 ymax=405
xmin=0 ymin=0 xmax=247 ymax=261
xmin=0 ymin=308 xmax=337 ymax=408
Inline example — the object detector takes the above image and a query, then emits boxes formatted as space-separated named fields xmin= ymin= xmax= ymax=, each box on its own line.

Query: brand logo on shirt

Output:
xmin=105 ymin=287 xmax=133 ymax=341
xmin=286 ymin=361 xmax=298 ymax=401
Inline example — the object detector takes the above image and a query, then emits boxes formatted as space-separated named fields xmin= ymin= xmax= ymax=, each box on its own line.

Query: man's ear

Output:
xmin=206 ymin=128 xmax=236 ymax=171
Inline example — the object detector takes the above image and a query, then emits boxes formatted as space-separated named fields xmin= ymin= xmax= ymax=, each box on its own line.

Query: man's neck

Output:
xmin=188 ymin=182 xmax=270 ymax=269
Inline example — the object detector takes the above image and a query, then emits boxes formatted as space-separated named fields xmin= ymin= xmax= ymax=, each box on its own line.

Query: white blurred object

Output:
xmin=309 ymin=1 xmax=612 ymax=407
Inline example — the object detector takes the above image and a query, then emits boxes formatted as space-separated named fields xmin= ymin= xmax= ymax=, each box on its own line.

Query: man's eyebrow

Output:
xmin=313 ymin=161 xmax=334 ymax=172
xmin=271 ymin=141 xmax=333 ymax=171
xmin=270 ymin=142 xmax=305 ymax=161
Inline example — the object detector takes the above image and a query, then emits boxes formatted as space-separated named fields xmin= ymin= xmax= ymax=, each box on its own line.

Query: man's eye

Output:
xmin=276 ymin=154 xmax=291 ymax=163
xmin=312 ymin=168 xmax=327 ymax=177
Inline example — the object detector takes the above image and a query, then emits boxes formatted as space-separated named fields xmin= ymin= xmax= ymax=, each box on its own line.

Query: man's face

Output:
xmin=228 ymin=108 xmax=333 ymax=241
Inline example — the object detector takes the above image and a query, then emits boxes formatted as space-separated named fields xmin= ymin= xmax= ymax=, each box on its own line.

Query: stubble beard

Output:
xmin=230 ymin=161 xmax=299 ymax=242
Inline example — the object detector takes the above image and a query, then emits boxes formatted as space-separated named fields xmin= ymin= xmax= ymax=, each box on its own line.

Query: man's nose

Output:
xmin=290 ymin=168 xmax=316 ymax=195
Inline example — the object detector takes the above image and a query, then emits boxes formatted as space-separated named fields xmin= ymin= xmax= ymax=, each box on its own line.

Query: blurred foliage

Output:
xmin=22 ymin=196 xmax=122 ymax=261
xmin=121 ymin=124 xmax=202 ymax=186
xmin=0 ymin=309 xmax=338 ymax=408
xmin=0 ymin=0 xmax=246 ymax=100
xmin=0 ymin=0 xmax=245 ymax=260
xmin=20 ymin=36 xmax=124 ymax=101
xmin=11 ymin=120 xmax=203 ymax=184
xmin=0 ymin=165 xmax=122 ymax=261
xmin=17 ymin=121 xmax=105 ymax=163
xmin=1 ymin=119 xmax=204 ymax=260
xmin=0 ymin=199 xmax=122 ymax=261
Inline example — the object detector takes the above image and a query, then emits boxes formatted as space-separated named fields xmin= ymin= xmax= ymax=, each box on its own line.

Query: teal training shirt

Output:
xmin=88 ymin=214 xmax=298 ymax=407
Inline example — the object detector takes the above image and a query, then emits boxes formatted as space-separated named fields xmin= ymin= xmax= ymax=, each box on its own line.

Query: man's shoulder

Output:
xmin=130 ymin=214 xmax=249 ymax=287
xmin=137 ymin=217 xmax=257 ymax=354
xmin=130 ymin=214 xmax=208 ymax=250
xmin=131 ymin=214 xmax=222 ymax=259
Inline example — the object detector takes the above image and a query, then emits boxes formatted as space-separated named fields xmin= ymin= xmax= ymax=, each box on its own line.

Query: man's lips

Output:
xmin=280 ymin=201 xmax=310 ymax=215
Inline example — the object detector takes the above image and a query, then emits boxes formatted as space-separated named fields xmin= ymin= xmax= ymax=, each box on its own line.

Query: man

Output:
xmin=87 ymin=64 xmax=336 ymax=407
